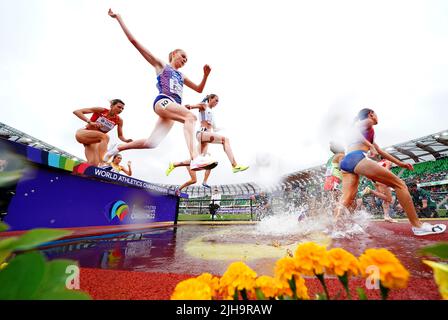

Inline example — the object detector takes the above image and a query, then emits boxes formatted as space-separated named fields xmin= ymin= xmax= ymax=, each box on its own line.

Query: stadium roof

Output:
xmin=159 ymin=182 xmax=261 ymax=198
xmin=384 ymin=129 xmax=448 ymax=163
xmin=2 ymin=120 xmax=446 ymax=196
xmin=0 ymin=121 xmax=82 ymax=161
xmin=282 ymin=129 xmax=448 ymax=188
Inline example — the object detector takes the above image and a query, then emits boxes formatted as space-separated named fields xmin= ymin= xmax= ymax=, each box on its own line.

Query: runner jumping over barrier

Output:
xmin=74 ymin=99 xmax=132 ymax=166
xmin=165 ymin=94 xmax=249 ymax=187
xmin=105 ymin=9 xmax=213 ymax=171
xmin=338 ymin=108 xmax=446 ymax=236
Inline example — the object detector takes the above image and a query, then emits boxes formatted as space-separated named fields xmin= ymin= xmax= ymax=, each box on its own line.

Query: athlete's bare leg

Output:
xmin=354 ymin=159 xmax=421 ymax=227
xmin=76 ymin=129 xmax=109 ymax=166
xmin=200 ymin=132 xmax=237 ymax=166
xmin=113 ymin=100 xmax=198 ymax=160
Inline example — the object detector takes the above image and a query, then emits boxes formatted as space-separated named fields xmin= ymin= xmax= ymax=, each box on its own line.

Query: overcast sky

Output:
xmin=1 ymin=0 xmax=448 ymax=187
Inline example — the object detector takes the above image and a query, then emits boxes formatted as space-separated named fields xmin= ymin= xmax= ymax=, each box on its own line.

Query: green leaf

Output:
xmin=0 ymin=237 xmax=18 ymax=251
xmin=288 ymin=276 xmax=298 ymax=299
xmin=37 ymin=259 xmax=77 ymax=294
xmin=419 ymin=243 xmax=448 ymax=259
xmin=255 ymin=287 xmax=266 ymax=300
xmin=338 ymin=273 xmax=352 ymax=299
xmin=240 ymin=289 xmax=248 ymax=300
xmin=0 ymin=252 xmax=46 ymax=299
xmin=37 ymin=290 xmax=91 ymax=300
xmin=233 ymin=288 xmax=239 ymax=300
xmin=356 ymin=288 xmax=368 ymax=300
xmin=0 ymin=249 xmax=12 ymax=264
xmin=6 ymin=229 xmax=72 ymax=251
xmin=0 ymin=222 xmax=9 ymax=232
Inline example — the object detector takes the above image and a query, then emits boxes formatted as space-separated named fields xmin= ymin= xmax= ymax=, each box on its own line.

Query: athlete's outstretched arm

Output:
xmin=116 ymin=118 xmax=133 ymax=143
xmin=185 ymin=103 xmax=206 ymax=110
xmin=184 ymin=65 xmax=212 ymax=93
xmin=373 ymin=143 xmax=414 ymax=171
xmin=108 ymin=9 xmax=163 ymax=71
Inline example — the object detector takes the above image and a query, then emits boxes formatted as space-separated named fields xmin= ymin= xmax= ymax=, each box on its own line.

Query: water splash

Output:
xmin=254 ymin=188 xmax=373 ymax=240
xmin=329 ymin=209 xmax=373 ymax=239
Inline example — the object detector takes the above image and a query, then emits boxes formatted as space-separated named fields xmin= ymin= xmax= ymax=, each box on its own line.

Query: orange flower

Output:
xmin=171 ymin=278 xmax=212 ymax=300
xmin=359 ymin=248 xmax=409 ymax=289
xmin=274 ymin=256 xmax=301 ymax=282
xmin=255 ymin=275 xmax=282 ymax=299
xmin=294 ymin=242 xmax=329 ymax=276
xmin=274 ymin=257 xmax=309 ymax=299
xmin=276 ymin=273 xmax=309 ymax=300
xmin=326 ymin=248 xmax=360 ymax=277
xmin=219 ymin=262 xmax=257 ymax=299
xmin=196 ymin=273 xmax=220 ymax=298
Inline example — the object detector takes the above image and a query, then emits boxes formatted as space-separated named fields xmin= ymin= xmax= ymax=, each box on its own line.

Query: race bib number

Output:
xmin=169 ymin=78 xmax=183 ymax=97
xmin=159 ymin=98 xmax=171 ymax=110
xmin=96 ymin=116 xmax=115 ymax=133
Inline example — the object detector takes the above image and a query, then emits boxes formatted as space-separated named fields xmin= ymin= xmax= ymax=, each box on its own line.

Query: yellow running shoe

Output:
xmin=166 ymin=162 xmax=175 ymax=176
xmin=232 ymin=165 xmax=249 ymax=173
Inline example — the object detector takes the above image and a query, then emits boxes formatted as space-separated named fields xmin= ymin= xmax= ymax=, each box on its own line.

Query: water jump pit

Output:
xmin=39 ymin=215 xmax=448 ymax=300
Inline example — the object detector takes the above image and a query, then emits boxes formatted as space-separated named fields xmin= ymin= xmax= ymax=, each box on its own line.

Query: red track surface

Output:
xmin=79 ymin=220 xmax=447 ymax=300
xmin=80 ymin=268 xmax=441 ymax=300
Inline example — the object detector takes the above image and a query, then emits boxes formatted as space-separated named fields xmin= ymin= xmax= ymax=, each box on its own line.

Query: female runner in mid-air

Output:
xmin=104 ymin=9 xmax=213 ymax=171
xmin=166 ymin=94 xmax=249 ymax=190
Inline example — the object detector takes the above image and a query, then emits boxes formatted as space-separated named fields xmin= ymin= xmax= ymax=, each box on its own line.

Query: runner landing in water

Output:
xmin=338 ymin=108 xmax=446 ymax=236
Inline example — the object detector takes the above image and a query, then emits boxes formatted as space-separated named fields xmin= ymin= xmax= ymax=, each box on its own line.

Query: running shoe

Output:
xmin=360 ymin=187 xmax=371 ymax=197
xmin=190 ymin=155 xmax=217 ymax=171
xmin=232 ymin=165 xmax=249 ymax=173
xmin=412 ymin=222 xmax=446 ymax=236
xmin=103 ymin=143 xmax=119 ymax=162
xmin=202 ymin=183 xmax=211 ymax=189
xmin=166 ymin=162 xmax=175 ymax=176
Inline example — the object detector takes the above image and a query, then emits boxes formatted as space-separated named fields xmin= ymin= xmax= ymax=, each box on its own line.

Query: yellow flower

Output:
xmin=171 ymin=278 xmax=212 ymax=300
xmin=326 ymin=248 xmax=360 ymax=277
xmin=0 ymin=262 xmax=8 ymax=270
xmin=276 ymin=273 xmax=310 ymax=300
xmin=294 ymin=242 xmax=329 ymax=276
xmin=255 ymin=275 xmax=281 ymax=299
xmin=219 ymin=262 xmax=257 ymax=299
xmin=274 ymin=256 xmax=301 ymax=282
xmin=274 ymin=257 xmax=309 ymax=299
xmin=359 ymin=248 xmax=409 ymax=289
xmin=423 ymin=260 xmax=448 ymax=300
xmin=196 ymin=273 xmax=220 ymax=297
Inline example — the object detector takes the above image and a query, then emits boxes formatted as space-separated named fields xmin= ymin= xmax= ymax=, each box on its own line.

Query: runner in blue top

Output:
xmin=104 ymin=9 xmax=212 ymax=171
xmin=338 ymin=108 xmax=446 ymax=236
